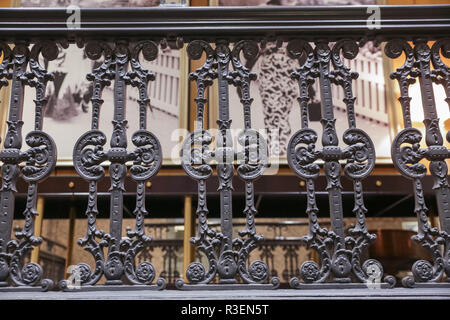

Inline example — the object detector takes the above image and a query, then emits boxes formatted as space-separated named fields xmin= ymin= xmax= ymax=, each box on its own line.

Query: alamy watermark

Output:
xmin=64 ymin=265 xmax=82 ymax=290
xmin=66 ymin=5 xmax=81 ymax=30
xmin=367 ymin=6 xmax=381 ymax=30
xmin=365 ymin=262 xmax=382 ymax=290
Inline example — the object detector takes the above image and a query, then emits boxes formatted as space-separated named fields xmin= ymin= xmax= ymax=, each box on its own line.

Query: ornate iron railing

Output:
xmin=0 ymin=5 xmax=448 ymax=293
xmin=387 ymin=38 xmax=450 ymax=288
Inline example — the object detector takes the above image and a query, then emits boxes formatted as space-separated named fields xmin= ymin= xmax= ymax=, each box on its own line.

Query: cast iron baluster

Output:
xmin=65 ymin=41 xmax=112 ymax=289
xmin=287 ymin=39 xmax=332 ymax=287
xmin=331 ymin=40 xmax=395 ymax=287
xmin=386 ymin=38 xmax=450 ymax=288
xmin=315 ymin=40 xmax=350 ymax=284
xmin=101 ymin=41 xmax=130 ymax=286
xmin=177 ymin=40 xmax=279 ymax=290
xmin=178 ymin=40 xmax=220 ymax=288
xmin=0 ymin=42 xmax=17 ymax=287
xmin=62 ymin=40 xmax=165 ymax=291
xmin=215 ymin=40 xmax=236 ymax=284
xmin=122 ymin=40 xmax=163 ymax=287
xmin=0 ymin=41 xmax=60 ymax=292
xmin=288 ymin=39 xmax=394 ymax=288
xmin=229 ymin=40 xmax=273 ymax=285
xmin=431 ymin=39 xmax=450 ymax=284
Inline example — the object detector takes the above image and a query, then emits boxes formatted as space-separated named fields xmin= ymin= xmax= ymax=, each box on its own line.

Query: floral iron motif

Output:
xmin=386 ymin=38 xmax=450 ymax=288
xmin=59 ymin=40 xmax=165 ymax=291
xmin=0 ymin=41 xmax=61 ymax=292
xmin=176 ymin=40 xmax=279 ymax=290
xmin=287 ymin=39 xmax=395 ymax=289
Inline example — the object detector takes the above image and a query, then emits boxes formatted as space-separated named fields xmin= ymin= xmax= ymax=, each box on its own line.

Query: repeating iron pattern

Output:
xmin=0 ymin=6 xmax=448 ymax=294
xmin=0 ymin=41 xmax=60 ymax=292
xmin=386 ymin=38 xmax=450 ymax=288
xmin=176 ymin=40 xmax=279 ymax=290
xmin=286 ymin=39 xmax=395 ymax=289
xmin=59 ymin=40 xmax=165 ymax=291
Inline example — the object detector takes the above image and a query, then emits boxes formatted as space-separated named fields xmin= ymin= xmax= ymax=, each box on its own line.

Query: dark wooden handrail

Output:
xmin=0 ymin=5 xmax=449 ymax=40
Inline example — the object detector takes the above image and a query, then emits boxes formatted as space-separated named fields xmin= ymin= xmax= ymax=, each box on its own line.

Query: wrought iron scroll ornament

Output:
xmin=386 ymin=38 xmax=450 ymax=288
xmin=176 ymin=40 xmax=279 ymax=290
xmin=59 ymin=40 xmax=165 ymax=291
xmin=286 ymin=39 xmax=395 ymax=289
xmin=0 ymin=41 xmax=61 ymax=291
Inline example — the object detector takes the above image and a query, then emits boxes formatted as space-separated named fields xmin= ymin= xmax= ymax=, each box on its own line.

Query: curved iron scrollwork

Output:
xmin=287 ymin=39 xmax=395 ymax=289
xmin=176 ymin=40 xmax=279 ymax=290
xmin=59 ymin=40 xmax=165 ymax=291
xmin=386 ymin=38 xmax=450 ymax=288
xmin=0 ymin=41 xmax=61 ymax=292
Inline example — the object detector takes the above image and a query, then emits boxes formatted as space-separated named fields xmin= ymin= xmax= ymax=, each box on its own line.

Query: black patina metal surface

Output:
xmin=386 ymin=38 xmax=450 ymax=288
xmin=0 ymin=41 xmax=60 ymax=292
xmin=58 ymin=40 xmax=165 ymax=292
xmin=177 ymin=39 xmax=279 ymax=290
xmin=0 ymin=5 xmax=448 ymax=294
xmin=286 ymin=39 xmax=395 ymax=289
xmin=0 ymin=6 xmax=450 ymax=40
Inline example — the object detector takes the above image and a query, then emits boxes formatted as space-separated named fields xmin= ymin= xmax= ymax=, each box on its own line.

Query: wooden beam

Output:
xmin=64 ymin=204 xmax=76 ymax=276
xmin=30 ymin=196 xmax=44 ymax=264
xmin=190 ymin=0 xmax=209 ymax=6
xmin=183 ymin=195 xmax=195 ymax=281
xmin=0 ymin=1 xmax=12 ymax=8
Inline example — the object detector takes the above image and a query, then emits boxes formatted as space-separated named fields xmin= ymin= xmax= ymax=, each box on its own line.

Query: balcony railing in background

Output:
xmin=0 ymin=5 xmax=448 ymax=293
xmin=138 ymin=220 xmax=323 ymax=287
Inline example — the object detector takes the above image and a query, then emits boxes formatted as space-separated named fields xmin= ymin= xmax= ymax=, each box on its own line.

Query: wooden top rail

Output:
xmin=0 ymin=5 xmax=449 ymax=40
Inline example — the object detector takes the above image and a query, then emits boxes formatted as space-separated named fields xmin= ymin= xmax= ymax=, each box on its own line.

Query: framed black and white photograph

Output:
xmin=216 ymin=0 xmax=396 ymax=164
xmin=18 ymin=0 xmax=189 ymax=165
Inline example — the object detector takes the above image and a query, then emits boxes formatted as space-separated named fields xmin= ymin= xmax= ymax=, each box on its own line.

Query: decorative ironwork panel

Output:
xmin=0 ymin=41 xmax=61 ymax=292
xmin=59 ymin=40 xmax=165 ymax=292
xmin=386 ymin=38 xmax=450 ymax=288
xmin=0 ymin=4 xmax=449 ymax=297
xmin=176 ymin=40 xmax=279 ymax=290
xmin=286 ymin=39 xmax=396 ymax=289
